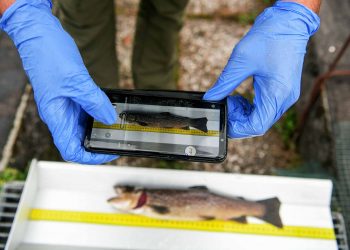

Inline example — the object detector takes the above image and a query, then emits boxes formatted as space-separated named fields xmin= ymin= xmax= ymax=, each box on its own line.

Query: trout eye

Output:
xmin=120 ymin=186 xmax=135 ymax=193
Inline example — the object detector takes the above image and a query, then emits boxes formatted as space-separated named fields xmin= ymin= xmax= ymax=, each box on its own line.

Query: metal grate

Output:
xmin=333 ymin=121 xmax=350 ymax=242
xmin=0 ymin=182 xmax=348 ymax=249
xmin=0 ymin=182 xmax=24 ymax=250
xmin=333 ymin=212 xmax=349 ymax=250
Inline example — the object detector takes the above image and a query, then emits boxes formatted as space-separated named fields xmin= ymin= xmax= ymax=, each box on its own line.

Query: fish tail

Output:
xmin=256 ymin=197 xmax=283 ymax=228
xmin=190 ymin=117 xmax=208 ymax=133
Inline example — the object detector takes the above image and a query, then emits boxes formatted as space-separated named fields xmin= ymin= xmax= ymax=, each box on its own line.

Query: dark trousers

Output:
xmin=54 ymin=0 xmax=189 ymax=89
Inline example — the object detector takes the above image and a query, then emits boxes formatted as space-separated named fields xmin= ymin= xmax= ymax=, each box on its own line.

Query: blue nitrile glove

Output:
xmin=203 ymin=1 xmax=320 ymax=138
xmin=0 ymin=0 xmax=118 ymax=164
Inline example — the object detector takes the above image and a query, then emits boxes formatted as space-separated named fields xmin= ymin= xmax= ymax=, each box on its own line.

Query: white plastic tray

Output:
xmin=5 ymin=160 xmax=337 ymax=250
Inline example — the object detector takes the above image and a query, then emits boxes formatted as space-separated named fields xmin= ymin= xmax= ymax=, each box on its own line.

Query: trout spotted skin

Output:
xmin=119 ymin=111 xmax=208 ymax=133
xmin=108 ymin=185 xmax=283 ymax=228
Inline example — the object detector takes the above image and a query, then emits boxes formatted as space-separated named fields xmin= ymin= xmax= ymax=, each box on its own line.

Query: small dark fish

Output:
xmin=119 ymin=111 xmax=208 ymax=133
xmin=108 ymin=185 xmax=283 ymax=228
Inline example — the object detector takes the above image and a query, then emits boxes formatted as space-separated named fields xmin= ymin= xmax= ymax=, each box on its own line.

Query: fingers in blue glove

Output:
xmin=67 ymin=75 xmax=117 ymax=125
xmin=202 ymin=47 xmax=297 ymax=138
xmin=203 ymin=55 xmax=252 ymax=101
xmin=205 ymin=74 xmax=298 ymax=138
xmin=55 ymin=107 xmax=118 ymax=164
xmin=202 ymin=1 xmax=318 ymax=138
xmin=64 ymin=142 xmax=118 ymax=165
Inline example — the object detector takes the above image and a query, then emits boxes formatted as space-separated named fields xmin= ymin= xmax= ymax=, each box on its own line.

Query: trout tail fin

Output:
xmin=257 ymin=197 xmax=283 ymax=228
xmin=190 ymin=117 xmax=208 ymax=133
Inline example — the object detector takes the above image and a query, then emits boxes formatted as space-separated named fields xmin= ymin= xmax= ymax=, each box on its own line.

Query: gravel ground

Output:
xmin=179 ymin=19 xmax=252 ymax=93
xmin=8 ymin=0 xmax=299 ymax=174
xmin=186 ymin=0 xmax=261 ymax=16
xmin=116 ymin=15 xmax=135 ymax=90
xmin=116 ymin=0 xmax=262 ymax=17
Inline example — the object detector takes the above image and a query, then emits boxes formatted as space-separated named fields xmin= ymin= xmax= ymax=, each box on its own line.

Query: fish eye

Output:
xmin=120 ymin=186 xmax=135 ymax=193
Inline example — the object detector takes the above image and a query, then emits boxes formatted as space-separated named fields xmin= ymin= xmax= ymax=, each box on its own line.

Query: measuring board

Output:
xmin=5 ymin=161 xmax=338 ymax=250
xmin=29 ymin=209 xmax=335 ymax=240
xmin=93 ymin=122 xmax=219 ymax=136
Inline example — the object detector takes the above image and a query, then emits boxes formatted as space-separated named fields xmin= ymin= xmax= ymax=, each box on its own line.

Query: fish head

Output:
xmin=108 ymin=185 xmax=144 ymax=211
xmin=119 ymin=112 xmax=137 ymax=123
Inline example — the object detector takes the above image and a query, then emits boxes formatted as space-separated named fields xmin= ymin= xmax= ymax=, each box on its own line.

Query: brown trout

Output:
xmin=108 ymin=185 xmax=283 ymax=228
xmin=119 ymin=111 xmax=208 ymax=133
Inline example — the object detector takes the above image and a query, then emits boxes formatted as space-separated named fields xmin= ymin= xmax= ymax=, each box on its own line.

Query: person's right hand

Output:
xmin=0 ymin=0 xmax=118 ymax=164
xmin=203 ymin=1 xmax=320 ymax=138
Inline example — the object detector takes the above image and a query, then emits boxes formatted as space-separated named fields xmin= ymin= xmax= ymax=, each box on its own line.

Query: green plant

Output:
xmin=274 ymin=108 xmax=298 ymax=148
xmin=237 ymin=11 xmax=259 ymax=25
xmin=0 ymin=168 xmax=27 ymax=190
xmin=262 ymin=0 xmax=275 ymax=6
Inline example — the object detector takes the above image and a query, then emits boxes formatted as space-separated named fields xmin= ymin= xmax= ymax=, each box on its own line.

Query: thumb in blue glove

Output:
xmin=0 ymin=0 xmax=118 ymax=164
xmin=203 ymin=1 xmax=320 ymax=138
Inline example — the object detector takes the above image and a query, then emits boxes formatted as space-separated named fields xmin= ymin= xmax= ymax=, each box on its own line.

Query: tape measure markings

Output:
xmin=93 ymin=122 xmax=219 ymax=137
xmin=29 ymin=209 xmax=335 ymax=240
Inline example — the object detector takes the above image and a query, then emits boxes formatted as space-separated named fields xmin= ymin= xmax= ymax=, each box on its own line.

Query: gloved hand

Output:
xmin=0 ymin=0 xmax=118 ymax=164
xmin=203 ymin=1 xmax=320 ymax=138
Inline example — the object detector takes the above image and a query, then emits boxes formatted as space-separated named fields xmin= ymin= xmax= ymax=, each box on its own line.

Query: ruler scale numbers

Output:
xmin=29 ymin=209 xmax=335 ymax=240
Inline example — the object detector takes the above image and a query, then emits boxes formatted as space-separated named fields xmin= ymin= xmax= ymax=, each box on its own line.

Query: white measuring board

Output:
xmin=6 ymin=160 xmax=337 ymax=250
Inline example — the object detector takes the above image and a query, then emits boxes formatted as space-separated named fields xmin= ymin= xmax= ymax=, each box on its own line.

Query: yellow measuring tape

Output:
xmin=29 ymin=209 xmax=335 ymax=240
xmin=93 ymin=122 xmax=219 ymax=137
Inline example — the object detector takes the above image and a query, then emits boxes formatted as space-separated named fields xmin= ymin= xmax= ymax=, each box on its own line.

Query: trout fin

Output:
xmin=149 ymin=204 xmax=170 ymax=214
xmin=230 ymin=216 xmax=247 ymax=224
xmin=137 ymin=121 xmax=148 ymax=126
xmin=190 ymin=117 xmax=208 ymax=133
xmin=200 ymin=215 xmax=215 ymax=220
xmin=189 ymin=185 xmax=208 ymax=191
xmin=256 ymin=197 xmax=283 ymax=228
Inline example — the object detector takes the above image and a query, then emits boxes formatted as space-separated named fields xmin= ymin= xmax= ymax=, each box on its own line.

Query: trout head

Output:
xmin=119 ymin=112 xmax=137 ymax=123
xmin=107 ymin=186 xmax=146 ymax=212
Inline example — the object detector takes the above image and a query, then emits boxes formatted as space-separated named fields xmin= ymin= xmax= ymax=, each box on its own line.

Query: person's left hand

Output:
xmin=203 ymin=1 xmax=320 ymax=138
